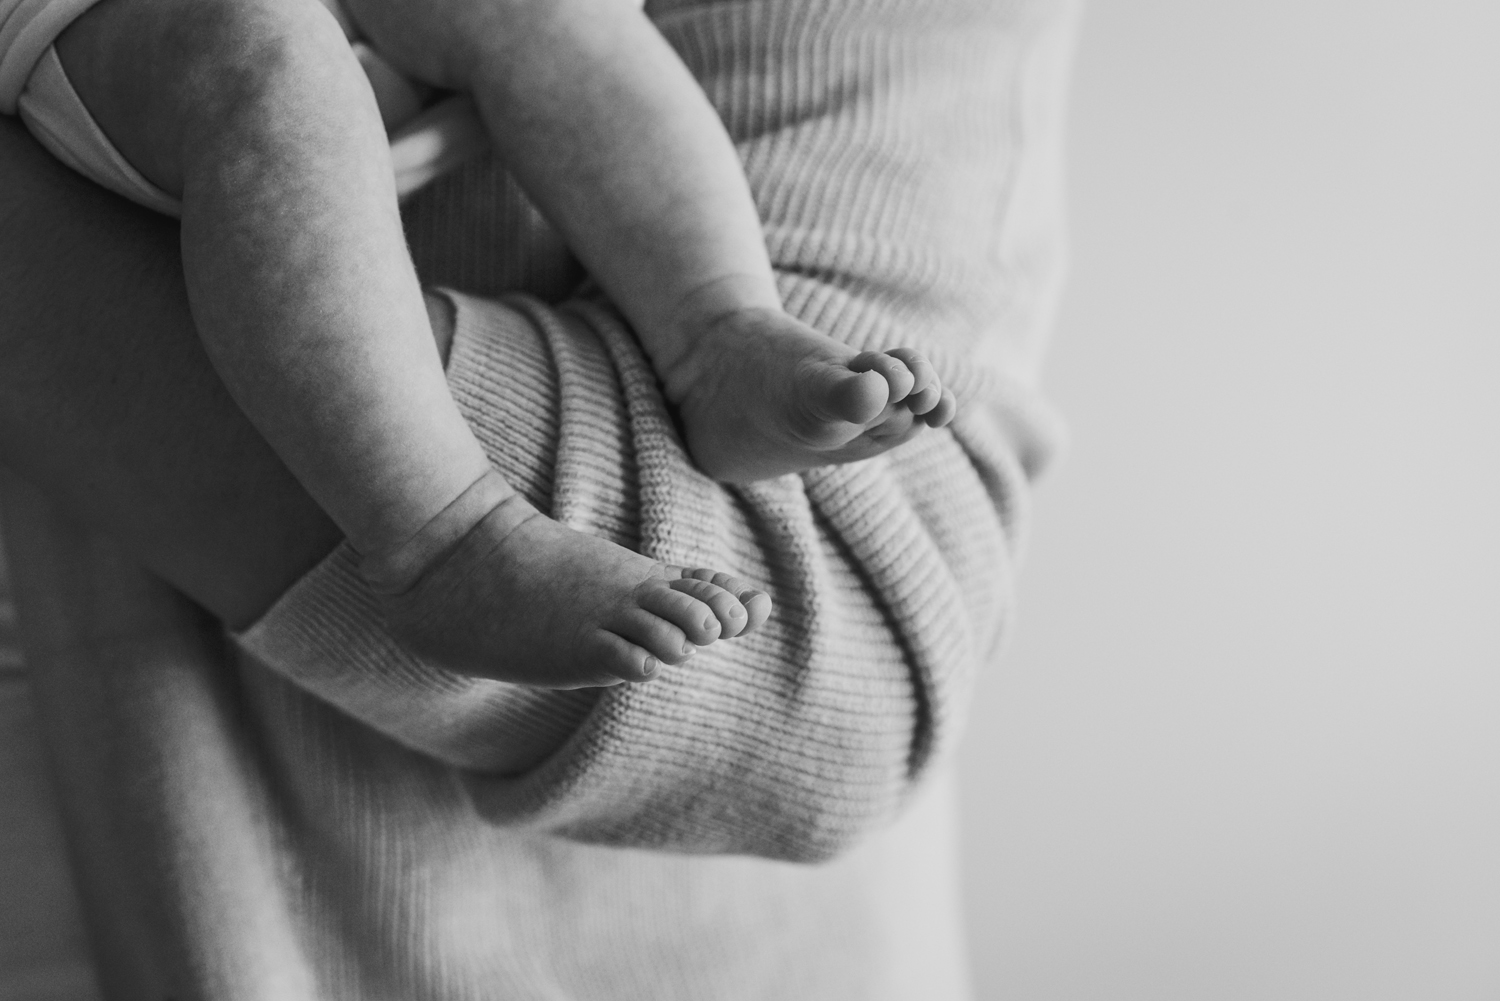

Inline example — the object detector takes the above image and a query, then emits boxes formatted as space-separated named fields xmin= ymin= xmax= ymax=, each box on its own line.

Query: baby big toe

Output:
xmin=796 ymin=360 xmax=882 ymax=428
xmin=824 ymin=369 xmax=892 ymax=426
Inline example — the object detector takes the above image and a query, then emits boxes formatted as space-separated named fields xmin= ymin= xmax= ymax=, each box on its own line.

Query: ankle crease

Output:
xmin=360 ymin=468 xmax=517 ymax=595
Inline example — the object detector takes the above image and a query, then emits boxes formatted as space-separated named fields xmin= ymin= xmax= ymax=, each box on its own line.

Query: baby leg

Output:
xmin=336 ymin=0 xmax=955 ymax=482
xmin=52 ymin=1 xmax=770 ymax=686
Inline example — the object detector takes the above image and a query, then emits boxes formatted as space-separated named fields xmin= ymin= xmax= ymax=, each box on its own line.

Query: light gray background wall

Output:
xmin=956 ymin=1 xmax=1500 ymax=999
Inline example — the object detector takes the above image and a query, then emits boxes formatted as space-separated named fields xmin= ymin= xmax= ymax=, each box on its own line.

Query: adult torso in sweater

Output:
xmin=4 ymin=0 xmax=1076 ymax=998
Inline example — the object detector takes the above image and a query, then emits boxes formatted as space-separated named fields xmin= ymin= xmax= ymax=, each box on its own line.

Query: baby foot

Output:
xmin=361 ymin=472 xmax=771 ymax=687
xmin=660 ymin=308 xmax=958 ymax=483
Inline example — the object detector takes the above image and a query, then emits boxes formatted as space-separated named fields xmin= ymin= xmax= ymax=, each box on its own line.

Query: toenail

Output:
xmin=703 ymin=616 xmax=716 ymax=630
xmin=729 ymin=606 xmax=745 ymax=618
xmin=641 ymin=657 xmax=658 ymax=678
xmin=682 ymin=642 xmax=696 ymax=656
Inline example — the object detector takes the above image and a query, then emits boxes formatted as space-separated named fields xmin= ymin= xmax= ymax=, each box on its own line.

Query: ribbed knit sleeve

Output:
xmin=239 ymin=0 xmax=1075 ymax=862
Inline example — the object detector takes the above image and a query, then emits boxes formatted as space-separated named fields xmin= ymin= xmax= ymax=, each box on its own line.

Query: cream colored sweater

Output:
xmin=1 ymin=0 xmax=1076 ymax=996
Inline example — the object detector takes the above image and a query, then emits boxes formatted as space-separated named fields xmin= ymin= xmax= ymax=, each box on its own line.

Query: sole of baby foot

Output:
xmin=373 ymin=499 xmax=769 ymax=688
xmin=664 ymin=308 xmax=957 ymax=482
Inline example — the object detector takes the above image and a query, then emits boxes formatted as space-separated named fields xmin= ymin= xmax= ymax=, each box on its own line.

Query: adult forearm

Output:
xmin=0 ymin=119 xmax=340 ymax=628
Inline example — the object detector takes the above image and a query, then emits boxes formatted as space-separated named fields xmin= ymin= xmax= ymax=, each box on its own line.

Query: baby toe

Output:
xmin=669 ymin=575 xmax=751 ymax=638
xmin=850 ymin=351 xmax=916 ymax=403
xmin=822 ymin=368 xmax=891 ymax=427
xmin=867 ymin=404 xmax=917 ymax=440
xmin=886 ymin=348 xmax=941 ymax=414
xmin=587 ymin=629 xmax=660 ymax=684
xmin=610 ymin=607 xmax=696 ymax=667
xmin=906 ymin=384 xmax=942 ymax=415
xmin=682 ymin=569 xmax=772 ymax=635
xmin=739 ymin=590 xmax=772 ymax=633
xmin=638 ymin=581 xmax=723 ymax=645
xmin=922 ymin=386 xmax=958 ymax=427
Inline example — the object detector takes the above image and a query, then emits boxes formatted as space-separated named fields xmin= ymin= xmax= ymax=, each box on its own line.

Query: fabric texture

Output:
xmin=0 ymin=0 xmax=1078 ymax=996
xmin=0 ymin=0 xmax=95 ymax=111
xmin=0 ymin=504 xmax=101 ymax=1001
xmin=7 ymin=31 xmax=492 ymax=214
xmin=16 ymin=46 xmax=180 ymax=214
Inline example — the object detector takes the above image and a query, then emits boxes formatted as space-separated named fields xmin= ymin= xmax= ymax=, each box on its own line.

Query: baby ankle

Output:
xmin=359 ymin=469 xmax=528 ymax=596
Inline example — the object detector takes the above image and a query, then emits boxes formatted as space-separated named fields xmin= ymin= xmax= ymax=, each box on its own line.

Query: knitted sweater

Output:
xmin=2 ymin=0 xmax=1076 ymax=996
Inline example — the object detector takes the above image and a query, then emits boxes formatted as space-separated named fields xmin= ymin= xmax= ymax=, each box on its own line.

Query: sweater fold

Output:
xmin=239 ymin=0 xmax=1071 ymax=863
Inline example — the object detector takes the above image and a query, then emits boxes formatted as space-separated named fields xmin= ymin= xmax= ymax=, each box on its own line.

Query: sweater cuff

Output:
xmin=235 ymin=291 xmax=599 ymax=776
